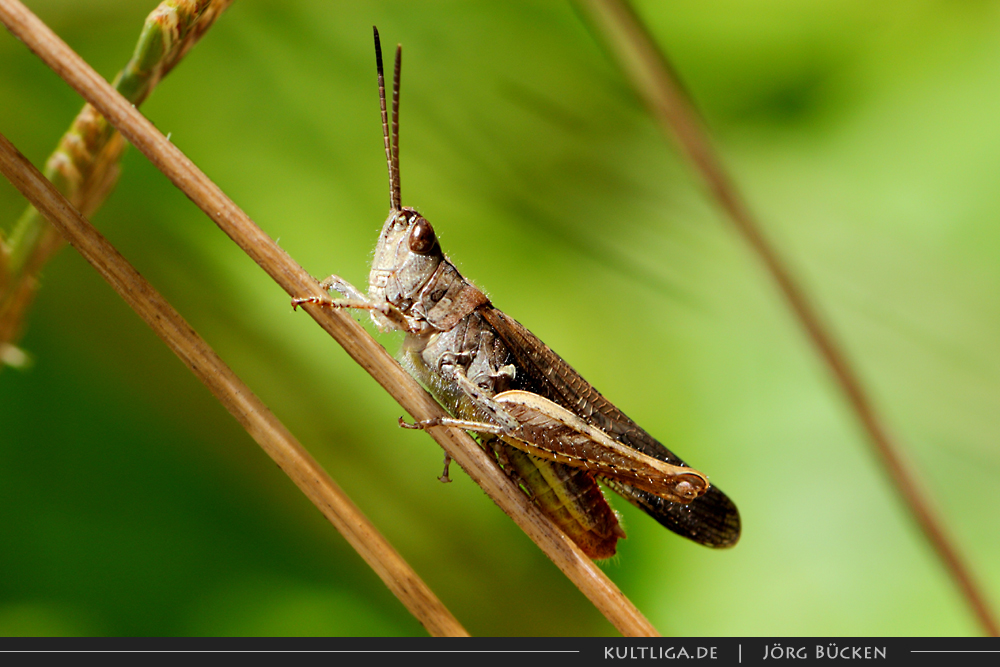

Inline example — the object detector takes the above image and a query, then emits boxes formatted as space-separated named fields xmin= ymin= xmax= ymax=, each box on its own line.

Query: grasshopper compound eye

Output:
xmin=408 ymin=216 xmax=438 ymax=254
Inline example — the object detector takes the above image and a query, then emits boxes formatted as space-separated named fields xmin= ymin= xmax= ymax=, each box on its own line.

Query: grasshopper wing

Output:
xmin=480 ymin=307 xmax=741 ymax=548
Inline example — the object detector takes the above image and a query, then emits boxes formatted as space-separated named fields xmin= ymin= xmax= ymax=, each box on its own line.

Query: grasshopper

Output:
xmin=294 ymin=28 xmax=740 ymax=558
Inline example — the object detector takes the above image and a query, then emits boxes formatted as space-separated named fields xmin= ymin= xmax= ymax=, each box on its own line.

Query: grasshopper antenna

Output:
xmin=373 ymin=26 xmax=402 ymax=212
xmin=391 ymin=43 xmax=402 ymax=211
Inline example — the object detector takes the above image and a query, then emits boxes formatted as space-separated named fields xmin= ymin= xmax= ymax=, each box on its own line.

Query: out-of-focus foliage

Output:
xmin=1 ymin=0 xmax=998 ymax=636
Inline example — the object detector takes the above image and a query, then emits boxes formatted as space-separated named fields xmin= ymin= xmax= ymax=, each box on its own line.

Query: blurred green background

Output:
xmin=2 ymin=0 xmax=1000 ymax=636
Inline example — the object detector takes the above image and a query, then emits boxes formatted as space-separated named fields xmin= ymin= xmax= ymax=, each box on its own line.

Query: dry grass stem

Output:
xmin=0 ymin=130 xmax=468 ymax=637
xmin=0 ymin=0 xmax=658 ymax=636
xmin=576 ymin=0 xmax=999 ymax=637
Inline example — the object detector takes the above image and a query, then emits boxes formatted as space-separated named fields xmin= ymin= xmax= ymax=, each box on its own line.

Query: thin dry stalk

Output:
xmin=0 ymin=131 xmax=468 ymax=638
xmin=575 ymin=0 xmax=999 ymax=637
xmin=0 ymin=0 xmax=658 ymax=636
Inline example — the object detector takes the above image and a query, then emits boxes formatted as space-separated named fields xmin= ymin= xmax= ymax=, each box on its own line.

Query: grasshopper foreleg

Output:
xmin=291 ymin=274 xmax=368 ymax=308
xmin=292 ymin=274 xmax=413 ymax=331
xmin=318 ymin=274 xmax=369 ymax=301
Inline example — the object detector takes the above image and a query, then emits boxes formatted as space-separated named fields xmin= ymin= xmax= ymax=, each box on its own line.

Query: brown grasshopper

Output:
xmin=294 ymin=28 xmax=740 ymax=558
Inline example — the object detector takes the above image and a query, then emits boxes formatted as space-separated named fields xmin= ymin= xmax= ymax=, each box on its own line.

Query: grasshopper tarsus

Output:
xmin=438 ymin=453 xmax=453 ymax=483
xmin=291 ymin=295 xmax=335 ymax=310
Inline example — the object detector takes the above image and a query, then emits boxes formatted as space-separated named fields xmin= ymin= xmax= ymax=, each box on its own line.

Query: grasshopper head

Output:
xmin=368 ymin=206 xmax=444 ymax=313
